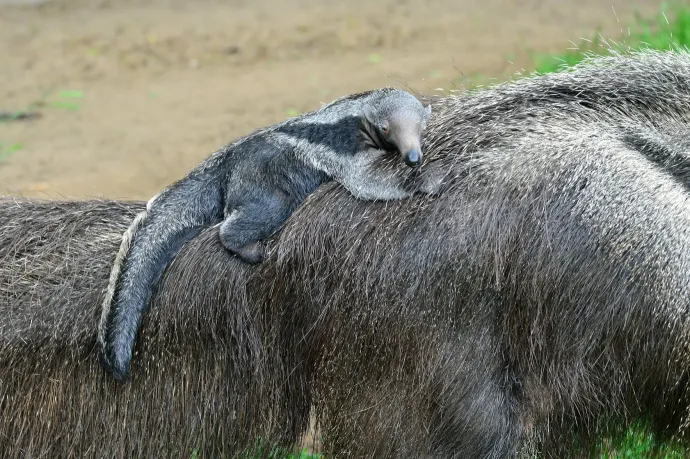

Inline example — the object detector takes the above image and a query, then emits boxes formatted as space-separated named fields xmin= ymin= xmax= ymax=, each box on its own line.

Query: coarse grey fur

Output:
xmin=99 ymin=88 xmax=432 ymax=381
xmin=2 ymin=49 xmax=690 ymax=457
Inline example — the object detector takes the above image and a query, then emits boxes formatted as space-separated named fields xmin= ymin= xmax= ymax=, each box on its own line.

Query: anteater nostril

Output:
xmin=404 ymin=149 xmax=421 ymax=168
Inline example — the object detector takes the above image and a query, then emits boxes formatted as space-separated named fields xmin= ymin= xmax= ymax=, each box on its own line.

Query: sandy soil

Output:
xmin=0 ymin=0 xmax=665 ymax=199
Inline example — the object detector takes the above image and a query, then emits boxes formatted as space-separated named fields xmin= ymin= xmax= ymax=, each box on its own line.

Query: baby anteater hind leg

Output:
xmin=219 ymin=191 xmax=294 ymax=264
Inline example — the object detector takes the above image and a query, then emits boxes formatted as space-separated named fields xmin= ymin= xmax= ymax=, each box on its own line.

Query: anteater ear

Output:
xmin=363 ymin=105 xmax=376 ymax=125
xmin=424 ymin=104 xmax=432 ymax=120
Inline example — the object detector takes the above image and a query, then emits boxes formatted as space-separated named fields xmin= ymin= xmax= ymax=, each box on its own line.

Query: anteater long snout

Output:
xmin=397 ymin=134 xmax=423 ymax=168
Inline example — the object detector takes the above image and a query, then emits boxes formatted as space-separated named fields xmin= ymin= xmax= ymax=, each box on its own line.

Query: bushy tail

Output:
xmin=98 ymin=181 xmax=223 ymax=381
xmin=98 ymin=209 xmax=146 ymax=380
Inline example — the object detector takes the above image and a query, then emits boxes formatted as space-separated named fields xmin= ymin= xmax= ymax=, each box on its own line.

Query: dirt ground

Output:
xmin=0 ymin=0 xmax=665 ymax=200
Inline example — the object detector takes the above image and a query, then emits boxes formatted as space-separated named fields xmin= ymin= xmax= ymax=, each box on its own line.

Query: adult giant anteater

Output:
xmin=2 ymin=49 xmax=690 ymax=458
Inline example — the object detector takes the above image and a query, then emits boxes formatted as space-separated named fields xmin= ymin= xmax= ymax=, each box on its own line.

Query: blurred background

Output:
xmin=0 ymin=0 xmax=669 ymax=199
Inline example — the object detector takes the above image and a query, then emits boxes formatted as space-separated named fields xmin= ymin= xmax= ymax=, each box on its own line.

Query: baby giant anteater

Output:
xmin=99 ymin=88 xmax=432 ymax=381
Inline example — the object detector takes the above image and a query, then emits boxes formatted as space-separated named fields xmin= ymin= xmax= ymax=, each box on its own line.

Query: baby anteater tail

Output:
xmin=98 ymin=210 xmax=148 ymax=380
xmin=99 ymin=180 xmax=223 ymax=380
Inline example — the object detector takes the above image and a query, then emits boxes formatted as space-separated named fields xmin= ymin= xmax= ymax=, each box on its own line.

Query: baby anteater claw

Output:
xmin=233 ymin=241 xmax=265 ymax=264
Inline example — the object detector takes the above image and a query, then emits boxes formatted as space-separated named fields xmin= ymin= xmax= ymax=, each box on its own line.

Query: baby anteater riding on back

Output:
xmin=99 ymin=88 xmax=432 ymax=381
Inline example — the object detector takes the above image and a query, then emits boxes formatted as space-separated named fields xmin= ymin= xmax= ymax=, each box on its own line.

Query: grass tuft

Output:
xmin=534 ymin=4 xmax=690 ymax=74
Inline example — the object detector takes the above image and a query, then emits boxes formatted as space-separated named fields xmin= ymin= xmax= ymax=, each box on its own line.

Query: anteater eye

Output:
xmin=380 ymin=123 xmax=389 ymax=135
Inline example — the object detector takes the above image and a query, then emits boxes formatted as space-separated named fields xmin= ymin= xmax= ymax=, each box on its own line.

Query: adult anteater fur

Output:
xmin=2 ymin=49 xmax=690 ymax=458
xmin=99 ymin=88 xmax=432 ymax=382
